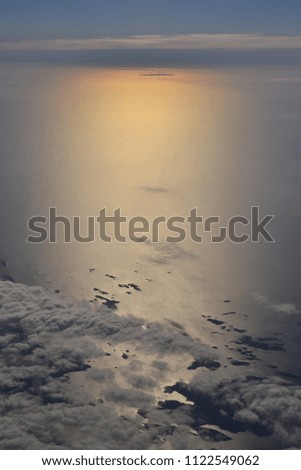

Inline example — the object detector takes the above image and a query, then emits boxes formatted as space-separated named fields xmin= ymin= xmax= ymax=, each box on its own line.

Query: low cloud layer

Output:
xmin=0 ymin=280 xmax=215 ymax=449
xmin=1 ymin=280 xmax=301 ymax=449
xmin=167 ymin=373 xmax=301 ymax=448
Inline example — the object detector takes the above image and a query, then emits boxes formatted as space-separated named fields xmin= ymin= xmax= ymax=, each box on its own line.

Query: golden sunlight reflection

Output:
xmin=3 ymin=64 xmax=267 ymax=330
xmin=49 ymin=68 xmax=227 ymax=219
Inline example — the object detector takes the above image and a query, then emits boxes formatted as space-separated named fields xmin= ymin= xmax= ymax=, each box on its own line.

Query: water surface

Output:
xmin=1 ymin=64 xmax=301 ymax=448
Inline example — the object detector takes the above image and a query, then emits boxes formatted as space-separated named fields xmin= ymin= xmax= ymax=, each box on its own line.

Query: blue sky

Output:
xmin=1 ymin=0 xmax=301 ymax=41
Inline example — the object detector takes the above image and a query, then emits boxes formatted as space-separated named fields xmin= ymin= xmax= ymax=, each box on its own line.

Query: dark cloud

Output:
xmin=140 ymin=186 xmax=168 ymax=193
xmin=140 ymin=73 xmax=174 ymax=77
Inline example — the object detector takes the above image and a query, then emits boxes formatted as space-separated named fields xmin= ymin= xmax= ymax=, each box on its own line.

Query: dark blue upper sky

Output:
xmin=1 ymin=0 xmax=301 ymax=41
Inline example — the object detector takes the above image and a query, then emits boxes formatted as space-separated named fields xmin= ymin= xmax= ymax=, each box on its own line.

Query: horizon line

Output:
xmin=1 ymin=33 xmax=301 ymax=52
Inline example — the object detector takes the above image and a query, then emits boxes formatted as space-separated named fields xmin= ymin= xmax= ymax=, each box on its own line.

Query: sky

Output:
xmin=1 ymin=0 xmax=301 ymax=42
xmin=1 ymin=0 xmax=301 ymax=64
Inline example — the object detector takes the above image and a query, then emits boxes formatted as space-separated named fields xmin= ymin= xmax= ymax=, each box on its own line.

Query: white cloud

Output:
xmin=272 ymin=303 xmax=300 ymax=315
xmin=1 ymin=280 xmax=301 ymax=449
xmin=0 ymin=280 xmax=216 ymax=449
xmin=1 ymin=34 xmax=301 ymax=52
xmin=168 ymin=373 xmax=301 ymax=448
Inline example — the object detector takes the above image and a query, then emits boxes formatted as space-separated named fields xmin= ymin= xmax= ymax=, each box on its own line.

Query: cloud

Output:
xmin=126 ymin=374 xmax=157 ymax=391
xmin=1 ymin=34 xmax=301 ymax=52
xmin=2 ymin=280 xmax=301 ymax=449
xmin=167 ymin=373 xmax=301 ymax=448
xmin=140 ymin=73 xmax=174 ymax=77
xmin=146 ymin=241 xmax=194 ymax=264
xmin=103 ymin=387 xmax=154 ymax=407
xmin=253 ymin=292 xmax=300 ymax=315
xmin=140 ymin=186 xmax=168 ymax=193
xmin=86 ymin=367 xmax=115 ymax=382
xmin=272 ymin=303 xmax=300 ymax=315
xmin=0 ymin=280 xmax=216 ymax=449
xmin=151 ymin=360 xmax=169 ymax=371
